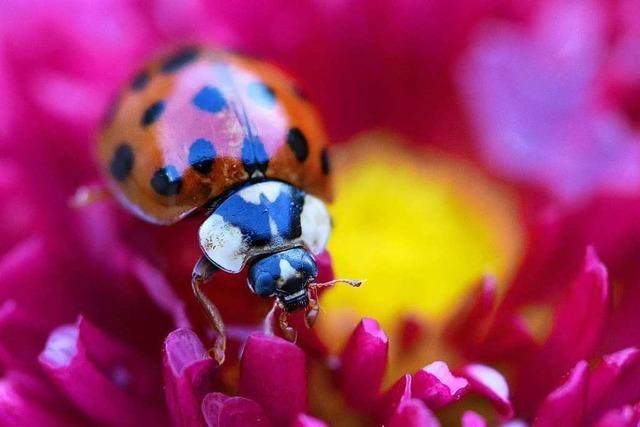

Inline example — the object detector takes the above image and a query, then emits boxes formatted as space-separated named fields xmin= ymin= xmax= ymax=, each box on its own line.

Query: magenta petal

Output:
xmin=291 ymin=413 xmax=329 ymax=427
xmin=458 ymin=0 xmax=640 ymax=200
xmin=388 ymin=398 xmax=440 ymax=427
xmin=512 ymin=247 xmax=610 ymax=417
xmin=130 ymin=255 xmax=190 ymax=328
xmin=239 ymin=333 xmax=306 ymax=427
xmin=218 ymin=397 xmax=272 ymax=427
xmin=39 ymin=317 xmax=168 ymax=427
xmin=201 ymin=393 xmax=272 ymax=427
xmin=588 ymin=347 xmax=640 ymax=407
xmin=163 ymin=328 xmax=218 ymax=427
xmin=546 ymin=247 xmax=609 ymax=369
xmin=445 ymin=276 xmax=496 ymax=356
xmin=337 ymin=318 xmax=389 ymax=410
xmin=586 ymin=347 xmax=640 ymax=422
xmin=200 ymin=392 xmax=229 ymax=427
xmin=378 ymin=374 xmax=412 ymax=423
xmin=0 ymin=377 xmax=77 ymax=427
xmin=461 ymin=410 xmax=487 ymax=427
xmin=412 ymin=361 xmax=468 ymax=409
xmin=592 ymin=405 xmax=640 ymax=427
xmin=533 ymin=361 xmax=589 ymax=427
xmin=458 ymin=364 xmax=513 ymax=418
xmin=0 ymin=299 xmax=48 ymax=372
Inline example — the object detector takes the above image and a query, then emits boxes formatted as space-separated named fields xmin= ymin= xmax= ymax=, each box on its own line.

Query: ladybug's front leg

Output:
xmin=191 ymin=256 xmax=226 ymax=365
xmin=278 ymin=310 xmax=297 ymax=342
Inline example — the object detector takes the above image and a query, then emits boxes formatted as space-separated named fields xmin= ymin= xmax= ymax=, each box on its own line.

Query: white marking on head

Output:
xmin=300 ymin=195 xmax=331 ymax=254
xmin=238 ymin=181 xmax=282 ymax=204
xmin=199 ymin=214 xmax=246 ymax=272
xmin=278 ymin=258 xmax=298 ymax=282
xmin=283 ymin=289 xmax=307 ymax=301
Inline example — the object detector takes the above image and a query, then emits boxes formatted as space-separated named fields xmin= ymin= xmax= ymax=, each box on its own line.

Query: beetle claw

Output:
xmin=305 ymin=298 xmax=319 ymax=328
xmin=206 ymin=337 xmax=226 ymax=365
xmin=279 ymin=311 xmax=297 ymax=342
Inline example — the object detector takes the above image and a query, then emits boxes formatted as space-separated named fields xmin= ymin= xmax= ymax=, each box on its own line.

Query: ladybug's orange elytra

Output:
xmin=98 ymin=46 xmax=332 ymax=225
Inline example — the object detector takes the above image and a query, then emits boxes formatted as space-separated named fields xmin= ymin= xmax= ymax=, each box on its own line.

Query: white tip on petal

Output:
xmin=40 ymin=324 xmax=79 ymax=368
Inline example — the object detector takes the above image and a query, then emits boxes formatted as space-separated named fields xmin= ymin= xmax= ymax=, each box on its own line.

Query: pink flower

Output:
xmin=162 ymin=321 xmax=512 ymax=427
xmin=458 ymin=0 xmax=640 ymax=202
xmin=447 ymin=247 xmax=640 ymax=425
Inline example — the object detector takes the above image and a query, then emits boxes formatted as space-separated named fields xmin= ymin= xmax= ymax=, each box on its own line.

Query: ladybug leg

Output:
xmin=69 ymin=185 xmax=112 ymax=208
xmin=262 ymin=301 xmax=279 ymax=336
xmin=278 ymin=309 xmax=297 ymax=342
xmin=192 ymin=256 xmax=226 ymax=365
xmin=304 ymin=297 xmax=319 ymax=328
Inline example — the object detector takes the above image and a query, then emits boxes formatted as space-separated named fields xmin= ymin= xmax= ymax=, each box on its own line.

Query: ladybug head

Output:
xmin=248 ymin=248 xmax=318 ymax=312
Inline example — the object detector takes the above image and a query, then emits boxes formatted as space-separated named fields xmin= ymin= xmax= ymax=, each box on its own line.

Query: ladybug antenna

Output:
xmin=304 ymin=279 xmax=363 ymax=328
xmin=309 ymin=278 xmax=364 ymax=289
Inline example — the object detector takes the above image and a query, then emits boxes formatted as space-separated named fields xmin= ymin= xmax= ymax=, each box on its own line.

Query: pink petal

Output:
xmin=291 ymin=413 xmax=329 ymax=427
xmin=131 ymin=255 xmax=190 ymax=328
xmin=239 ymin=334 xmax=306 ymax=427
xmin=0 ymin=163 xmax=39 ymax=255
xmin=458 ymin=364 xmax=513 ymax=418
xmin=412 ymin=361 xmax=468 ymax=409
xmin=200 ymin=392 xmax=229 ymax=427
xmin=445 ymin=276 xmax=496 ymax=356
xmin=0 ymin=237 xmax=58 ymax=323
xmin=546 ymin=247 xmax=609 ymax=367
xmin=458 ymin=0 xmax=640 ymax=200
xmin=39 ymin=317 xmax=168 ymax=427
xmin=388 ymin=398 xmax=440 ymax=427
xmin=337 ymin=318 xmax=389 ymax=410
xmin=479 ymin=314 xmax=537 ymax=361
xmin=0 ymin=377 xmax=78 ymax=427
xmin=462 ymin=410 xmax=487 ymax=427
xmin=513 ymin=247 xmax=609 ymax=417
xmin=586 ymin=347 xmax=640 ymax=422
xmin=378 ymin=374 xmax=412 ymax=424
xmin=592 ymin=404 xmax=640 ymax=427
xmin=201 ymin=393 xmax=272 ymax=427
xmin=0 ymin=299 xmax=48 ymax=372
xmin=163 ymin=328 xmax=218 ymax=427
xmin=533 ymin=361 xmax=589 ymax=427
xmin=398 ymin=315 xmax=427 ymax=352
xmin=588 ymin=347 xmax=640 ymax=408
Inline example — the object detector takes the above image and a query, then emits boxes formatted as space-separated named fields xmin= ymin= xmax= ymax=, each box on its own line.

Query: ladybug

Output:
xmin=97 ymin=46 xmax=360 ymax=364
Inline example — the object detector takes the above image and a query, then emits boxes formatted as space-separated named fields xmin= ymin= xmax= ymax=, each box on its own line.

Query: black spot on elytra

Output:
xmin=286 ymin=128 xmax=309 ymax=162
xmin=320 ymin=147 xmax=330 ymax=175
xmin=161 ymin=47 xmax=199 ymax=73
xmin=141 ymin=101 xmax=165 ymax=127
xmin=192 ymin=86 xmax=227 ymax=113
xmin=188 ymin=138 xmax=216 ymax=174
xmin=247 ymin=82 xmax=276 ymax=107
xmin=131 ymin=71 xmax=150 ymax=91
xmin=109 ymin=143 xmax=134 ymax=181
xmin=151 ymin=165 xmax=182 ymax=196
xmin=241 ymin=135 xmax=269 ymax=176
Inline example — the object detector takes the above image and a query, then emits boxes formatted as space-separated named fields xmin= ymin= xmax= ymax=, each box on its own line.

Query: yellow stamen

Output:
xmin=317 ymin=134 xmax=524 ymax=364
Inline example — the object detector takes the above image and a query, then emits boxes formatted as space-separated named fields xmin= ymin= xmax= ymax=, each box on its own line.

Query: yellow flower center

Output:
xmin=317 ymin=134 xmax=523 ymax=355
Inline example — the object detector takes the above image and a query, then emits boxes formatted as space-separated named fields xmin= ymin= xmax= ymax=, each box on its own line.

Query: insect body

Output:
xmin=98 ymin=47 xmax=359 ymax=363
